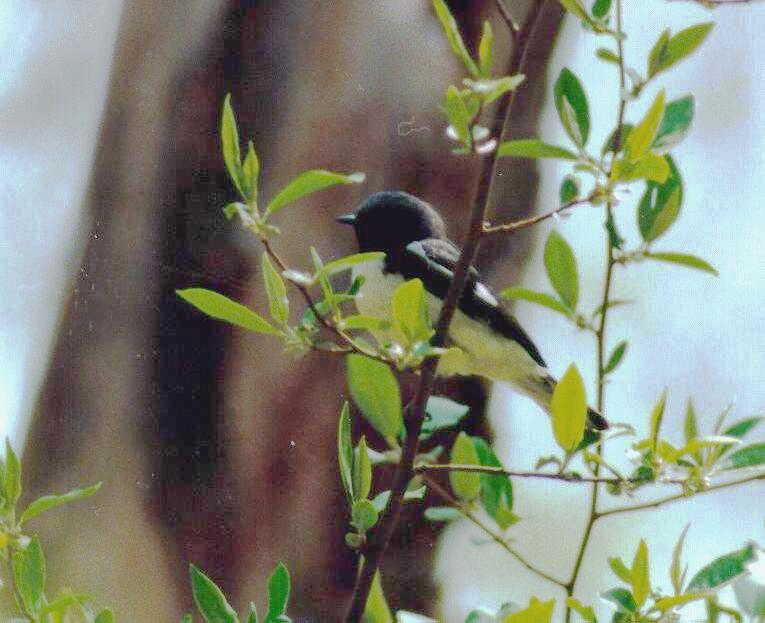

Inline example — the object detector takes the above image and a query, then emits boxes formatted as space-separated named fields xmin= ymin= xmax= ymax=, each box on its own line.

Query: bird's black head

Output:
xmin=337 ymin=191 xmax=446 ymax=252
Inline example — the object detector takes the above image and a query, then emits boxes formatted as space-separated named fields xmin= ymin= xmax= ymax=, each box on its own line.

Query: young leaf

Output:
xmin=352 ymin=436 xmax=373 ymax=501
xmin=473 ymin=437 xmax=516 ymax=530
xmin=671 ymin=524 xmax=690 ymax=595
xmin=13 ymin=536 xmax=46 ymax=616
xmin=544 ymin=231 xmax=579 ymax=310
xmin=190 ymin=564 xmax=239 ymax=623
xmin=723 ymin=416 xmax=764 ymax=441
xmin=631 ymin=539 xmax=650 ymax=609
xmin=554 ymin=68 xmax=590 ymax=147
xmin=560 ymin=176 xmax=580 ymax=204
xmin=247 ymin=604 xmax=259 ymax=623
xmin=449 ymin=432 xmax=481 ymax=500
xmin=95 ymin=609 xmax=115 ymax=623
xmin=424 ymin=506 xmax=461 ymax=522
xmin=591 ymin=0 xmax=612 ymax=19
xmin=723 ymin=443 xmax=765 ymax=469
xmin=261 ymin=253 xmax=289 ymax=324
xmin=497 ymin=139 xmax=577 ymax=160
xmin=604 ymin=340 xmax=628 ymax=375
xmin=177 ymin=289 xmax=280 ymax=336
xmin=596 ymin=47 xmax=620 ymax=65
xmin=338 ymin=403 xmax=354 ymax=503
xmin=351 ymin=499 xmax=379 ymax=532
xmin=265 ymin=170 xmax=365 ymax=218
xmin=342 ymin=315 xmax=391 ymax=332
xmin=609 ymin=557 xmax=633 ymax=584
xmin=478 ymin=21 xmax=494 ymax=79
xmin=500 ymin=287 xmax=571 ymax=317
xmin=20 ymin=482 xmax=102 ymax=524
xmin=687 ymin=544 xmax=754 ymax=590
xmin=653 ymin=95 xmax=694 ymax=154
xmin=432 ymin=0 xmax=479 ymax=77
xmin=613 ymin=153 xmax=670 ymax=184
xmin=648 ymin=29 xmax=670 ymax=78
xmin=364 ymin=571 xmax=394 ymax=623
xmin=551 ymin=364 xmax=587 ymax=452
xmin=502 ymin=597 xmax=554 ymax=623
xmin=649 ymin=390 xmax=668 ymax=459
xmin=421 ymin=396 xmax=470 ymax=439
xmin=346 ymin=354 xmax=403 ymax=440
xmin=637 ymin=155 xmax=682 ymax=242
xmin=445 ymin=86 xmax=472 ymax=148
xmin=221 ymin=94 xmax=244 ymax=197
xmin=316 ymin=252 xmax=385 ymax=280
xmin=602 ymin=588 xmax=637 ymax=613
xmin=5 ymin=439 xmax=21 ymax=512
xmin=625 ymin=90 xmax=665 ymax=162
xmin=649 ymin=23 xmax=714 ymax=78
xmin=391 ymin=279 xmax=432 ymax=345
xmin=242 ymin=140 xmax=260 ymax=203
xmin=684 ymin=400 xmax=702 ymax=465
xmin=565 ymin=598 xmax=596 ymax=622
xmin=644 ymin=252 xmax=718 ymax=276
xmin=265 ymin=562 xmax=290 ymax=622
xmin=654 ymin=592 xmax=708 ymax=612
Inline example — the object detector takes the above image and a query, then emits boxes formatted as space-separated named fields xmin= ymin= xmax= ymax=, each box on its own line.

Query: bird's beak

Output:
xmin=336 ymin=213 xmax=356 ymax=226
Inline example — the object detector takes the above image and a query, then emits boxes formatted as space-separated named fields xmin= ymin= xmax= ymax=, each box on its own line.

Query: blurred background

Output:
xmin=0 ymin=0 xmax=762 ymax=621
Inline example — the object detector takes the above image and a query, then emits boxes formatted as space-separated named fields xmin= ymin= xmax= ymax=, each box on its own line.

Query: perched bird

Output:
xmin=337 ymin=190 xmax=608 ymax=431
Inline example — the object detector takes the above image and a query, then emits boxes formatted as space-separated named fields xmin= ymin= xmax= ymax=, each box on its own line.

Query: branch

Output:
xmin=482 ymin=193 xmax=598 ymax=236
xmin=422 ymin=475 xmax=567 ymax=588
xmin=343 ymin=3 xmax=549 ymax=620
xmin=494 ymin=0 xmax=520 ymax=44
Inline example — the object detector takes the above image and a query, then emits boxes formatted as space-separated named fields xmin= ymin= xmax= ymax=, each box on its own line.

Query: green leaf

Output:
xmin=502 ymin=597 xmax=554 ymax=623
xmin=445 ymin=86 xmax=472 ymax=147
xmin=20 ymin=482 xmax=102 ymax=524
xmin=551 ymin=364 xmax=587 ymax=452
xmin=497 ymin=139 xmax=578 ymax=160
xmin=613 ymin=153 xmax=670 ymax=184
xmin=317 ymin=252 xmax=385 ymax=280
xmin=247 ymin=603 xmax=259 ymax=623
xmin=604 ymin=341 xmax=627 ymax=375
xmin=591 ymin=0 xmax=612 ymax=19
xmin=724 ymin=443 xmax=765 ymax=469
xmin=649 ymin=390 xmax=668 ymax=458
xmin=596 ymin=47 xmax=620 ymax=65
xmin=242 ymin=141 xmax=260 ymax=203
xmin=473 ymin=437 xmax=516 ymax=530
xmin=637 ymin=155 xmax=682 ymax=241
xmin=352 ymin=436 xmax=373 ymax=501
xmin=342 ymin=315 xmax=391 ymax=332
xmin=565 ymin=598 xmax=596 ymax=622
xmin=560 ymin=176 xmax=580 ymax=204
xmin=265 ymin=170 xmax=365 ymax=218
xmin=221 ymin=94 xmax=244 ymax=197
xmin=644 ymin=252 xmax=718 ymax=276
xmin=95 ymin=609 xmax=115 ymax=623
xmin=631 ymin=539 xmax=650 ymax=609
xmin=478 ymin=21 xmax=494 ymax=79
xmin=391 ymin=279 xmax=432 ymax=345
xmin=671 ymin=524 xmax=690 ymax=595
xmin=346 ymin=354 xmax=403 ymax=440
xmin=464 ymin=75 xmax=526 ymax=105
xmin=13 ymin=536 xmax=46 ymax=616
xmin=261 ymin=253 xmax=289 ymax=324
xmin=684 ymin=400 xmax=702 ymax=465
xmin=449 ymin=432 xmax=481 ymax=500
xmin=424 ymin=506 xmax=461 ymax=522
xmin=265 ymin=563 xmax=290 ymax=622
xmin=364 ymin=571 xmax=393 ymax=623
xmin=351 ymin=499 xmax=379 ymax=533
xmin=432 ymin=0 xmax=479 ymax=77
xmin=723 ymin=416 xmax=763 ymax=440
xmin=182 ymin=614 xmax=193 ymax=623
xmin=190 ymin=564 xmax=239 ymax=623
xmin=421 ymin=396 xmax=470 ymax=438
xmin=178 ymin=289 xmax=280 ymax=336
xmin=649 ymin=23 xmax=714 ymax=78
xmin=605 ymin=211 xmax=625 ymax=250
xmin=5 ymin=439 xmax=21 ymax=512
xmin=559 ymin=0 xmax=592 ymax=24
xmin=626 ymin=90 xmax=665 ymax=161
xmin=603 ymin=124 xmax=634 ymax=155
xmin=554 ymin=68 xmax=590 ymax=147
xmin=688 ymin=545 xmax=754 ymax=591
xmin=500 ymin=287 xmax=571 ymax=317
xmin=609 ymin=556 xmax=633 ymax=584
xmin=655 ymin=592 xmax=708 ymax=612
xmin=602 ymin=588 xmax=637 ymax=613
xmin=544 ymin=231 xmax=579 ymax=310
xmin=653 ymin=96 xmax=694 ymax=154
xmin=338 ymin=403 xmax=354 ymax=503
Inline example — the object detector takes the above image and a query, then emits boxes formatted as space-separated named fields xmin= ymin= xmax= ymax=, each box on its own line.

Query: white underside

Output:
xmin=352 ymin=260 xmax=554 ymax=414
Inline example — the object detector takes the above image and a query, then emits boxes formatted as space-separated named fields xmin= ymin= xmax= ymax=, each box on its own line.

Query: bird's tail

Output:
xmin=586 ymin=406 xmax=609 ymax=431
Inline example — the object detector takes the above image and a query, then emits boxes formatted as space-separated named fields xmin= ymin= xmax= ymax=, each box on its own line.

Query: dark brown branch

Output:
xmin=343 ymin=2 xmax=549 ymax=621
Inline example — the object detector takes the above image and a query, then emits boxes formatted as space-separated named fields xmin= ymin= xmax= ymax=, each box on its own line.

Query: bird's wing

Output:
xmin=396 ymin=239 xmax=547 ymax=367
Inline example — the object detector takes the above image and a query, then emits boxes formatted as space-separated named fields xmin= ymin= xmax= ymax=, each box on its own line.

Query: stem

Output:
xmin=422 ymin=475 xmax=567 ymax=588
xmin=482 ymin=193 xmax=598 ymax=236
xmin=564 ymin=3 xmax=626 ymax=618
xmin=343 ymin=3 xmax=548 ymax=620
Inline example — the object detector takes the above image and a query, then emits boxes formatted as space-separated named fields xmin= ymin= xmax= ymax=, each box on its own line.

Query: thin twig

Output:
xmin=343 ymin=3 xmax=549 ymax=620
xmin=422 ymin=474 xmax=567 ymax=588
xmin=482 ymin=193 xmax=598 ymax=236
xmin=494 ymin=0 xmax=520 ymax=43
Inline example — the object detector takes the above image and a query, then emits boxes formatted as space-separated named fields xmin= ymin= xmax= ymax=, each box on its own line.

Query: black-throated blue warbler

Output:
xmin=337 ymin=190 xmax=608 ymax=430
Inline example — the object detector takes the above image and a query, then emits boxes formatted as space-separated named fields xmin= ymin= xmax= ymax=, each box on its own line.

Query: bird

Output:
xmin=336 ymin=190 xmax=608 ymax=431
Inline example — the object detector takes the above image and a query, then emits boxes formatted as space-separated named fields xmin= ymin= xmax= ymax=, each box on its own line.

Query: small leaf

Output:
xmin=178 ymin=288 xmax=280 ymax=336
xmin=432 ymin=0 xmax=479 ymax=77
xmin=591 ymin=0 xmax=612 ymax=19
xmin=613 ymin=153 xmax=670 ymax=184
xmin=502 ymin=597 xmax=554 ymax=623
xmin=5 ymin=439 xmax=21 ymax=511
xmin=445 ymin=86 xmax=472 ymax=147
xmin=338 ymin=403 xmax=354 ymax=503
xmin=265 ymin=170 xmax=365 ymax=218
xmin=351 ymin=499 xmax=379 ymax=532
xmin=473 ymin=437 xmax=515 ymax=530
xmin=341 ymin=315 xmax=391 ymax=332
xmin=637 ymin=155 xmax=682 ymax=241
xmin=497 ymin=139 xmax=578 ymax=160
xmin=500 ymin=287 xmax=572 ymax=317
xmin=352 ymin=436 xmax=372 ymax=501
xmin=190 ymin=564 xmax=239 ymax=623
xmin=221 ymin=94 xmax=244 ymax=197
xmin=478 ymin=21 xmax=494 ymax=79
xmin=449 ymin=432 xmax=481 ymax=500
xmin=262 ymin=253 xmax=289 ymax=324
xmin=421 ymin=396 xmax=470 ymax=439
xmin=95 ymin=609 xmax=115 ymax=623
xmin=364 ymin=571 xmax=394 ymax=623
xmin=604 ymin=341 xmax=627 ymax=374
xmin=371 ymin=490 xmax=391 ymax=513
xmin=13 ymin=536 xmax=46 ymax=616
xmin=609 ymin=556 xmax=633 ymax=584
xmin=468 ymin=74 xmax=526 ymax=105
xmin=596 ymin=47 xmax=620 ymax=65
xmin=544 ymin=231 xmax=579 ymax=310
xmin=346 ymin=354 xmax=403 ymax=440
xmin=644 ymin=252 xmax=718 ymax=276
xmin=648 ymin=29 xmax=671 ymax=78
xmin=626 ymin=90 xmax=665 ymax=161
xmin=684 ymin=400 xmax=702 ymax=465
xmin=671 ymin=524 xmax=690 ymax=595
xmin=565 ymin=598 xmax=595 ymax=622
xmin=551 ymin=364 xmax=587 ymax=452
xmin=655 ymin=592 xmax=708 ymax=612
xmin=649 ymin=390 xmax=668 ymax=458
xmin=424 ymin=506 xmax=461 ymax=522
xmin=242 ymin=141 xmax=260 ymax=203
xmin=649 ymin=23 xmax=714 ymax=78
xmin=317 ymin=252 xmax=385 ymax=279
xmin=631 ymin=539 xmax=650 ymax=609
xmin=554 ymin=68 xmax=590 ymax=147
xmin=653 ymin=95 xmax=694 ymax=153
xmin=724 ymin=443 xmax=765 ymax=469
xmin=247 ymin=603 xmax=259 ymax=623
xmin=391 ymin=279 xmax=432 ymax=345
xmin=21 ymin=482 xmax=102 ymax=524
xmin=560 ymin=176 xmax=580 ymax=204
xmin=688 ymin=545 xmax=754 ymax=590
xmin=602 ymin=588 xmax=637 ymax=613
xmin=265 ymin=563 xmax=290 ymax=622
